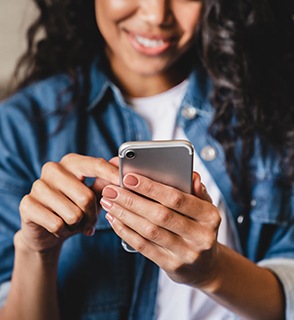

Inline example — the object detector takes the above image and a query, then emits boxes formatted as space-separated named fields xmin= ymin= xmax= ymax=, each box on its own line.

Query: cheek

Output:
xmin=94 ymin=0 xmax=138 ymax=39
xmin=94 ymin=0 xmax=137 ymax=21
xmin=175 ymin=4 xmax=202 ymax=41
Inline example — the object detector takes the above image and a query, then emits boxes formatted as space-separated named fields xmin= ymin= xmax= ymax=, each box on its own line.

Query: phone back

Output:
xmin=119 ymin=140 xmax=193 ymax=193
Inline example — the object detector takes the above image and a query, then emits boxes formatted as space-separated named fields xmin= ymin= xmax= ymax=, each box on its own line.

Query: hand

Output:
xmin=19 ymin=154 xmax=119 ymax=252
xmin=100 ymin=172 xmax=221 ymax=289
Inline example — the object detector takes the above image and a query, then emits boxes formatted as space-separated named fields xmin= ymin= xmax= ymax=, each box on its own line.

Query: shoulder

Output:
xmin=0 ymin=55 xmax=108 ymax=116
xmin=0 ymin=74 xmax=74 ymax=164
xmin=0 ymin=73 xmax=73 ymax=116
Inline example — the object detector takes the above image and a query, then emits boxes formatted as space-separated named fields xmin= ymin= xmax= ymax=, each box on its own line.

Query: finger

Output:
xmin=20 ymin=195 xmax=70 ymax=238
xmin=40 ymin=163 xmax=99 ymax=231
xmin=109 ymin=156 xmax=119 ymax=167
xmin=105 ymin=210 xmax=208 ymax=276
xmin=101 ymin=185 xmax=205 ymax=239
xmin=192 ymin=172 xmax=212 ymax=203
xmin=31 ymin=179 xmax=85 ymax=226
xmin=104 ymin=201 xmax=177 ymax=248
xmin=105 ymin=211 xmax=174 ymax=264
xmin=91 ymin=177 xmax=113 ymax=196
xmin=90 ymin=157 xmax=120 ymax=195
xmin=121 ymin=174 xmax=217 ymax=223
xmin=60 ymin=154 xmax=119 ymax=185
xmin=30 ymin=180 xmax=96 ymax=236
xmin=101 ymin=197 xmax=206 ymax=254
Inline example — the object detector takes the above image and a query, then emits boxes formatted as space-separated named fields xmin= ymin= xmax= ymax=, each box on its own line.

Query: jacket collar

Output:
xmin=86 ymin=55 xmax=213 ymax=114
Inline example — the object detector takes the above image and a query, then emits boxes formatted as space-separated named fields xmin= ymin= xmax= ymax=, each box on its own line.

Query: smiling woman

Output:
xmin=0 ymin=1 xmax=293 ymax=320
xmin=94 ymin=0 xmax=202 ymax=96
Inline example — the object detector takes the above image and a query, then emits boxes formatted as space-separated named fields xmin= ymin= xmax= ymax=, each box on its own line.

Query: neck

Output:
xmin=108 ymin=51 xmax=194 ymax=98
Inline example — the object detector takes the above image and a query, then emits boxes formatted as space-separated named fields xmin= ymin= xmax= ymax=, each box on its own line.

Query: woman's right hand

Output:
xmin=18 ymin=153 xmax=119 ymax=253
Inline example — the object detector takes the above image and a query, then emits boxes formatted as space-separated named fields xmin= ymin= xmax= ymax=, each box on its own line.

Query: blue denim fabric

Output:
xmin=0 ymin=57 xmax=293 ymax=319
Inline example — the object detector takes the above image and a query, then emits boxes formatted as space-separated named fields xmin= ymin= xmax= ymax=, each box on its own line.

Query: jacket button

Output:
xmin=237 ymin=215 xmax=244 ymax=224
xmin=181 ymin=106 xmax=197 ymax=120
xmin=200 ymin=145 xmax=217 ymax=161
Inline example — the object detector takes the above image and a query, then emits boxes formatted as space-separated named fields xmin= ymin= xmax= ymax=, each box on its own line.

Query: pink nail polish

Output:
xmin=86 ymin=227 xmax=95 ymax=237
xmin=102 ymin=187 xmax=118 ymax=199
xmin=100 ymin=197 xmax=113 ymax=210
xmin=123 ymin=174 xmax=139 ymax=186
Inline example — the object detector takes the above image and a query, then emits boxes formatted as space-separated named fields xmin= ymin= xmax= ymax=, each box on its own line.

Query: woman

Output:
xmin=0 ymin=0 xmax=293 ymax=319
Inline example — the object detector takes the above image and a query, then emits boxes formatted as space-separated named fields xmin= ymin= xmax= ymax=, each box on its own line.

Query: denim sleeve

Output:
xmin=0 ymin=99 xmax=38 ymax=284
xmin=258 ymin=258 xmax=294 ymax=320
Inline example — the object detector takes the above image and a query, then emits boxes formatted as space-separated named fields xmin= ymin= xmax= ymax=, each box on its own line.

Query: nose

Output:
xmin=140 ymin=0 xmax=173 ymax=26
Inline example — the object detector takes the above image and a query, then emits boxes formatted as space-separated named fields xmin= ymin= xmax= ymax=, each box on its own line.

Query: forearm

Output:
xmin=204 ymin=244 xmax=285 ymax=320
xmin=0 ymin=231 xmax=61 ymax=320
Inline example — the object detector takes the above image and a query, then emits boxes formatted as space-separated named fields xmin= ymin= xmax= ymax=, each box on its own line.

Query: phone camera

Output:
xmin=126 ymin=150 xmax=135 ymax=159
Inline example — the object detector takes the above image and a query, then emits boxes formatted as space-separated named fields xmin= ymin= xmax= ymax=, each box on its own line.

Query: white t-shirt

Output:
xmin=128 ymin=81 xmax=237 ymax=320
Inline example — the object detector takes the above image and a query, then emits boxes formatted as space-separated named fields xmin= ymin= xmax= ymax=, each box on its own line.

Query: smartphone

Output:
xmin=118 ymin=140 xmax=194 ymax=252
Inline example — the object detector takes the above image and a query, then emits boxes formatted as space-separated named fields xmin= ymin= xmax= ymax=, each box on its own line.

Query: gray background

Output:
xmin=0 ymin=0 xmax=37 ymax=90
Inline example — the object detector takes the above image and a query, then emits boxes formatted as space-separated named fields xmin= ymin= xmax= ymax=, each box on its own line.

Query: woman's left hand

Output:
xmin=100 ymin=171 xmax=221 ymax=289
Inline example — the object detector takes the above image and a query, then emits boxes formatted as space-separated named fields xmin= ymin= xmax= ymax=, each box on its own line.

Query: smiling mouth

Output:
xmin=135 ymin=35 xmax=166 ymax=48
xmin=127 ymin=31 xmax=177 ymax=56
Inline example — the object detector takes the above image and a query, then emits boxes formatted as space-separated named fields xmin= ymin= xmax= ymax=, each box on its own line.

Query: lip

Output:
xmin=126 ymin=30 xmax=177 ymax=56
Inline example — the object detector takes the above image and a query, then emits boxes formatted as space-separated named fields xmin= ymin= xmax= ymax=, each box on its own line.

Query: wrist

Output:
xmin=13 ymin=231 xmax=61 ymax=267
xmin=195 ymin=243 xmax=224 ymax=294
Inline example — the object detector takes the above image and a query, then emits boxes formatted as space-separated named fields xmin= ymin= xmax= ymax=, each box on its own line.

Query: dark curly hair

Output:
xmin=198 ymin=0 xmax=294 ymax=199
xmin=7 ymin=0 xmax=294 ymax=201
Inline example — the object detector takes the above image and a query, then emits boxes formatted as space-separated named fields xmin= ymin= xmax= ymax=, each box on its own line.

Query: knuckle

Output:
xmin=142 ymin=180 xmax=155 ymax=195
xmin=66 ymin=208 xmax=84 ymax=225
xmin=208 ymin=206 xmax=222 ymax=230
xmin=60 ymin=153 xmax=76 ymax=165
xmin=31 ymin=179 xmax=45 ymax=195
xmin=49 ymin=218 xmax=64 ymax=234
xmin=41 ymin=161 xmax=60 ymax=177
xmin=169 ymin=191 xmax=185 ymax=209
xmin=200 ymin=230 xmax=216 ymax=251
xmin=77 ymin=189 xmax=96 ymax=209
xmin=94 ymin=157 xmax=107 ymax=170
xmin=183 ymin=250 xmax=199 ymax=265
xmin=136 ymin=240 xmax=147 ymax=253
xmin=124 ymin=194 xmax=134 ymax=209
xmin=96 ymin=157 xmax=107 ymax=165
xmin=144 ymin=224 xmax=160 ymax=241
xmin=154 ymin=207 xmax=171 ymax=225
xmin=116 ymin=207 xmax=127 ymax=222
xmin=19 ymin=195 xmax=31 ymax=214
xmin=114 ymin=223 xmax=124 ymax=236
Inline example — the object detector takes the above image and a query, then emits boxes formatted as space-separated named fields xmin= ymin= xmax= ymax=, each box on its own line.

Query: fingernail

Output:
xmin=102 ymin=187 xmax=118 ymax=199
xmin=100 ymin=197 xmax=113 ymax=210
xmin=105 ymin=213 xmax=114 ymax=224
xmin=123 ymin=174 xmax=139 ymax=187
xmin=85 ymin=226 xmax=95 ymax=237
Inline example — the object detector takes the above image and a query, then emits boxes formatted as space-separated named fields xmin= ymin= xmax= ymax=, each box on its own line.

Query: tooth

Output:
xmin=135 ymin=35 xmax=165 ymax=48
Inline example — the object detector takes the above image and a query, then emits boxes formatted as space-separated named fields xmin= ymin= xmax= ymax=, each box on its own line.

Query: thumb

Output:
xmin=192 ymin=172 xmax=212 ymax=203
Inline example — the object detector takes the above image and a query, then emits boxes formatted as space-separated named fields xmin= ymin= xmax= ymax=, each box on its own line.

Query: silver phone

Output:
xmin=118 ymin=140 xmax=194 ymax=252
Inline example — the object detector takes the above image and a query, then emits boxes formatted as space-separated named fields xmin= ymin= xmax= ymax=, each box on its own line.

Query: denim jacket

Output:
xmin=0 ymin=57 xmax=293 ymax=319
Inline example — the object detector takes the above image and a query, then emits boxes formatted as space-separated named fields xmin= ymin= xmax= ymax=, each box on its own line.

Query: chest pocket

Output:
xmin=249 ymin=176 xmax=294 ymax=226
